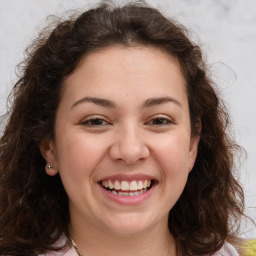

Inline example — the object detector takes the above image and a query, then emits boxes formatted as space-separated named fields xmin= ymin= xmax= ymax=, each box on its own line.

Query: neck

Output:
xmin=69 ymin=216 xmax=176 ymax=256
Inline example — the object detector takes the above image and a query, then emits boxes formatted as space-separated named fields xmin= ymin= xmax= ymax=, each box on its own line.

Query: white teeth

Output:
xmin=130 ymin=181 xmax=138 ymax=191
xmin=114 ymin=180 xmax=120 ymax=190
xmin=118 ymin=192 xmax=127 ymax=196
xmin=110 ymin=189 xmax=147 ymax=196
xmin=137 ymin=181 xmax=143 ymax=190
xmin=109 ymin=180 xmax=114 ymax=189
xmin=112 ymin=190 xmax=118 ymax=195
xmin=120 ymin=181 xmax=129 ymax=190
xmin=101 ymin=179 xmax=152 ymax=193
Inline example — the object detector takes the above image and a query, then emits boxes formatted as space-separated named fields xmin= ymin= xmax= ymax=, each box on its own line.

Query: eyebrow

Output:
xmin=71 ymin=97 xmax=116 ymax=109
xmin=71 ymin=96 xmax=182 ymax=109
xmin=141 ymin=97 xmax=182 ymax=108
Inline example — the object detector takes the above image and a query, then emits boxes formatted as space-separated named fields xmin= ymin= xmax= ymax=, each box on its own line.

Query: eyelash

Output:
xmin=80 ymin=116 xmax=173 ymax=127
xmin=80 ymin=118 xmax=110 ymax=127
xmin=146 ymin=117 xmax=173 ymax=126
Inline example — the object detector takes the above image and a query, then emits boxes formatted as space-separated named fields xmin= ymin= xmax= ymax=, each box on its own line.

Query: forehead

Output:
xmin=74 ymin=45 xmax=183 ymax=77
xmin=62 ymin=46 xmax=187 ymax=104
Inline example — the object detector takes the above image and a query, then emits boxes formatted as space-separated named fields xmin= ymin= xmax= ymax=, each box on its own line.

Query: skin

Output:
xmin=40 ymin=46 xmax=200 ymax=256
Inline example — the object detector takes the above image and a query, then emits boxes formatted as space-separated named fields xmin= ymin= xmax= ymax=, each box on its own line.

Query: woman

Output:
xmin=0 ymin=2 xmax=246 ymax=255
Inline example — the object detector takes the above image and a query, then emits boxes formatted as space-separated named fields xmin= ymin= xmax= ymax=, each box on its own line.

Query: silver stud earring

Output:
xmin=47 ymin=164 xmax=53 ymax=169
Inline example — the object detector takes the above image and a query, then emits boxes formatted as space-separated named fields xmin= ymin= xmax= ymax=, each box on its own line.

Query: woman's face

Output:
xmin=41 ymin=46 xmax=199 ymax=236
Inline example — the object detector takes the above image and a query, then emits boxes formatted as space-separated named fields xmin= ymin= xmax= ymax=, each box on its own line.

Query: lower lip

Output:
xmin=98 ymin=183 xmax=156 ymax=205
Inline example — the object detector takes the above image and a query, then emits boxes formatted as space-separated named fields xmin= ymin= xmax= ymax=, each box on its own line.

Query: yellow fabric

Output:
xmin=243 ymin=239 xmax=256 ymax=255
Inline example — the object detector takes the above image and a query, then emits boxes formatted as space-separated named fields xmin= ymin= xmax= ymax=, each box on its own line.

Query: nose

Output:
xmin=109 ymin=124 xmax=150 ymax=164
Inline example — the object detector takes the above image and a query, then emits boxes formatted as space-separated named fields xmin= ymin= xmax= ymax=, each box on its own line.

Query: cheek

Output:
xmin=55 ymin=131 xmax=108 ymax=179
xmin=155 ymin=131 xmax=191 ymax=161
xmin=150 ymin=134 xmax=191 ymax=209
xmin=152 ymin=133 xmax=191 ymax=180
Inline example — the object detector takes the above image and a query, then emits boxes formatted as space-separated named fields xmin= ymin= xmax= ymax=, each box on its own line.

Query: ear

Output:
xmin=39 ymin=137 xmax=58 ymax=176
xmin=188 ymin=119 xmax=201 ymax=172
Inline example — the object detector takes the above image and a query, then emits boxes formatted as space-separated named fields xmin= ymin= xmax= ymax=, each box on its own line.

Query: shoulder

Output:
xmin=39 ymin=246 xmax=77 ymax=256
xmin=39 ymin=236 xmax=77 ymax=256
xmin=39 ymin=239 xmax=239 ymax=256
xmin=211 ymin=241 xmax=239 ymax=256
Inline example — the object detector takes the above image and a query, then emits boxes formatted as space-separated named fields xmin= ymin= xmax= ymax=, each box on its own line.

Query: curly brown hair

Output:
xmin=0 ymin=2 xmax=245 ymax=255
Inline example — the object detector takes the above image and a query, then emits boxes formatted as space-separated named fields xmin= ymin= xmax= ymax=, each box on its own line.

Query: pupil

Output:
xmin=154 ymin=118 xmax=163 ymax=124
xmin=93 ymin=119 xmax=102 ymax=125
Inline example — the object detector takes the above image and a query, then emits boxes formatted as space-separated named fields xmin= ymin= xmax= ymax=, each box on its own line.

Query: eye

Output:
xmin=81 ymin=117 xmax=110 ymax=127
xmin=146 ymin=117 xmax=173 ymax=126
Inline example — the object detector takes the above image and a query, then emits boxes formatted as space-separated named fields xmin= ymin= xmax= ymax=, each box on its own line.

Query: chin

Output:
xmin=99 ymin=212 xmax=159 ymax=236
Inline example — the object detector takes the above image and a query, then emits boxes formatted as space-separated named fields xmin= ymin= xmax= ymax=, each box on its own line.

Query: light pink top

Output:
xmin=212 ymin=242 xmax=239 ymax=256
xmin=41 ymin=240 xmax=239 ymax=256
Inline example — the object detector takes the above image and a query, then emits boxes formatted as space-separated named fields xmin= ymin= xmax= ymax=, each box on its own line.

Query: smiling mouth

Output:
xmin=100 ymin=179 xmax=154 ymax=196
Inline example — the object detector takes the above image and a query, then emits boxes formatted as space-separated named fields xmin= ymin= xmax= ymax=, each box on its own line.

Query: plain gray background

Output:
xmin=0 ymin=0 xmax=255 ymax=238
